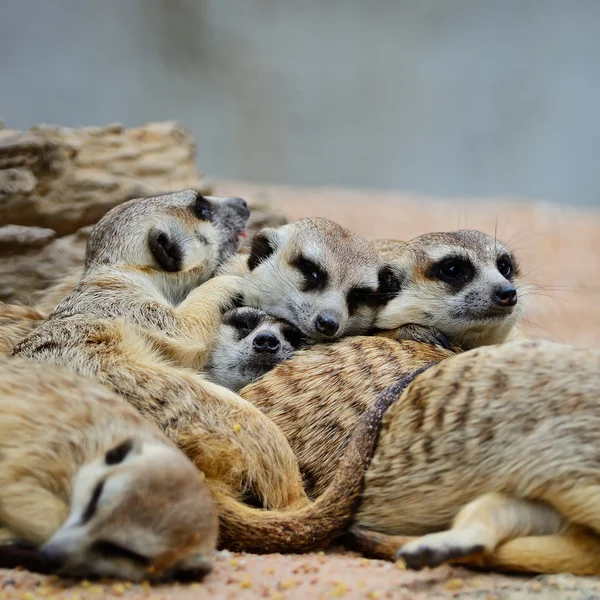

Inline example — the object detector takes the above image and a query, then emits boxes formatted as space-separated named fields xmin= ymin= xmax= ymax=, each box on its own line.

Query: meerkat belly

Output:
xmin=355 ymin=342 xmax=600 ymax=535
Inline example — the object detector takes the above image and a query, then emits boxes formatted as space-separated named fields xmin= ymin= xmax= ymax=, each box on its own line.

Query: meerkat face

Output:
xmin=39 ymin=438 xmax=218 ymax=582
xmin=207 ymin=307 xmax=308 ymax=391
xmin=375 ymin=230 xmax=524 ymax=348
xmin=84 ymin=190 xmax=249 ymax=298
xmin=244 ymin=218 xmax=401 ymax=341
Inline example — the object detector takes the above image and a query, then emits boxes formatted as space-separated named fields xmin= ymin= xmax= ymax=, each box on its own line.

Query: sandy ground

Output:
xmin=3 ymin=180 xmax=600 ymax=599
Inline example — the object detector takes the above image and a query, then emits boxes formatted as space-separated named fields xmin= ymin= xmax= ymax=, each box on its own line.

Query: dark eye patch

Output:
xmin=248 ymin=231 xmax=275 ymax=270
xmin=193 ymin=195 xmax=213 ymax=221
xmin=82 ymin=480 xmax=105 ymax=524
xmin=291 ymin=256 xmax=328 ymax=291
xmin=346 ymin=287 xmax=373 ymax=315
xmin=105 ymin=438 xmax=134 ymax=465
xmin=224 ymin=309 xmax=262 ymax=338
xmin=92 ymin=540 xmax=151 ymax=566
xmin=149 ymin=230 xmax=182 ymax=272
xmin=430 ymin=256 xmax=474 ymax=291
xmin=281 ymin=324 xmax=307 ymax=348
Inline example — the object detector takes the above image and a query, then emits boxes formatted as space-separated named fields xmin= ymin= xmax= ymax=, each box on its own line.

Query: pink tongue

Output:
xmin=239 ymin=230 xmax=248 ymax=238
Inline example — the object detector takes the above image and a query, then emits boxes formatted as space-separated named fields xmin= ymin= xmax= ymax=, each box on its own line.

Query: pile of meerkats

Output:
xmin=1 ymin=189 xmax=600 ymax=583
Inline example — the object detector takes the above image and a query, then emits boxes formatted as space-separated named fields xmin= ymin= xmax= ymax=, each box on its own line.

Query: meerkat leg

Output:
xmin=172 ymin=275 xmax=244 ymax=369
xmin=398 ymin=493 xmax=567 ymax=570
xmin=0 ymin=481 xmax=68 ymax=545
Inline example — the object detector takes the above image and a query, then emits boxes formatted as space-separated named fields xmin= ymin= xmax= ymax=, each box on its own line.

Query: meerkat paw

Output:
xmin=397 ymin=530 xmax=485 ymax=570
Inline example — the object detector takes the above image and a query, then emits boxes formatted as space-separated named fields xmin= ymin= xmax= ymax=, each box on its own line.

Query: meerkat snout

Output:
xmin=494 ymin=283 xmax=518 ymax=307
xmin=207 ymin=307 xmax=308 ymax=391
xmin=314 ymin=313 xmax=340 ymax=337
xmin=252 ymin=331 xmax=282 ymax=353
xmin=244 ymin=217 xmax=391 ymax=340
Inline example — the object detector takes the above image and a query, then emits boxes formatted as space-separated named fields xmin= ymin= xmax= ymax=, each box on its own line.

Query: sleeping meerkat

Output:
xmin=372 ymin=230 xmax=525 ymax=349
xmin=207 ymin=307 xmax=308 ymax=391
xmin=242 ymin=218 xmax=401 ymax=341
xmin=10 ymin=190 xmax=410 ymax=554
xmin=0 ymin=356 xmax=218 ymax=581
xmin=348 ymin=340 xmax=600 ymax=575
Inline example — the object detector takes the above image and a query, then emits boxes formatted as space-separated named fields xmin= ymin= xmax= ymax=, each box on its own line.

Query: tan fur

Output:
xmin=373 ymin=230 xmax=525 ymax=349
xmin=11 ymin=192 xmax=401 ymax=553
xmin=241 ymin=336 xmax=456 ymax=497
xmin=0 ymin=303 xmax=45 ymax=355
xmin=350 ymin=340 xmax=600 ymax=574
xmin=0 ymin=356 xmax=218 ymax=581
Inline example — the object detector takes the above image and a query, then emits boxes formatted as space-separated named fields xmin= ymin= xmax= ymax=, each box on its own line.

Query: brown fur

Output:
xmin=0 ymin=303 xmax=45 ymax=355
xmin=11 ymin=192 xmax=402 ymax=553
xmin=241 ymin=336 xmax=455 ymax=497
xmin=0 ymin=356 xmax=218 ymax=581
xmin=349 ymin=340 xmax=600 ymax=574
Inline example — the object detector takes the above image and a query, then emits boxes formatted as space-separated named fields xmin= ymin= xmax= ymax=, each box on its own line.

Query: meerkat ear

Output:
xmin=247 ymin=228 xmax=278 ymax=270
xmin=149 ymin=230 xmax=183 ymax=272
xmin=377 ymin=265 xmax=405 ymax=303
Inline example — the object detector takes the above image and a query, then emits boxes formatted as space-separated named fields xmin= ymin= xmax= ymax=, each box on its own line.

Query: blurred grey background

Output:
xmin=2 ymin=0 xmax=600 ymax=206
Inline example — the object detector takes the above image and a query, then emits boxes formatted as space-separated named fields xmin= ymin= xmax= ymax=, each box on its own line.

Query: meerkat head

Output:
xmin=84 ymin=189 xmax=249 ymax=296
xmin=375 ymin=230 xmax=524 ymax=349
xmin=207 ymin=307 xmax=308 ymax=391
xmin=39 ymin=437 xmax=218 ymax=582
xmin=244 ymin=218 xmax=401 ymax=341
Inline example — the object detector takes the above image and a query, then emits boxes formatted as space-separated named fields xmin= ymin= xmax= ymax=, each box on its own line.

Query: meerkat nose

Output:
xmin=226 ymin=197 xmax=250 ymax=218
xmin=494 ymin=284 xmax=518 ymax=307
xmin=315 ymin=314 xmax=340 ymax=337
xmin=252 ymin=332 xmax=281 ymax=353
xmin=39 ymin=543 xmax=69 ymax=570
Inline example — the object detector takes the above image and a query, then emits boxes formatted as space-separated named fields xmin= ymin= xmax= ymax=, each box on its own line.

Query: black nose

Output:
xmin=252 ymin=332 xmax=281 ymax=353
xmin=227 ymin=196 xmax=250 ymax=219
xmin=494 ymin=285 xmax=518 ymax=307
xmin=39 ymin=544 xmax=68 ymax=570
xmin=315 ymin=314 xmax=339 ymax=337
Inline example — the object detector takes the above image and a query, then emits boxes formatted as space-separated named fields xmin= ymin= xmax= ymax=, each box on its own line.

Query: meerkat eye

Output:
xmin=292 ymin=256 xmax=328 ymax=291
xmin=435 ymin=258 xmax=474 ymax=286
xmin=224 ymin=310 xmax=261 ymax=338
xmin=82 ymin=480 xmax=105 ymax=523
xmin=105 ymin=438 xmax=134 ymax=465
xmin=194 ymin=195 xmax=213 ymax=221
xmin=497 ymin=257 xmax=513 ymax=278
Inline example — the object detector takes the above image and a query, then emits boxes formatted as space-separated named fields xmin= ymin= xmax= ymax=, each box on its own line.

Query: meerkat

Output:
xmin=0 ymin=356 xmax=218 ymax=581
xmin=207 ymin=307 xmax=308 ymax=391
xmin=372 ymin=231 xmax=525 ymax=349
xmin=344 ymin=339 xmax=600 ymax=575
xmin=241 ymin=336 xmax=457 ymax=497
xmin=241 ymin=217 xmax=401 ymax=341
xmin=10 ymin=190 xmax=415 ymax=554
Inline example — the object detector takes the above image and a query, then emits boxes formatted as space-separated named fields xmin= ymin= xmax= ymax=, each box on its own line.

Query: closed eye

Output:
xmin=281 ymin=325 xmax=307 ymax=348
xmin=291 ymin=256 xmax=328 ymax=291
xmin=92 ymin=540 xmax=151 ymax=566
xmin=82 ymin=480 xmax=105 ymax=524
xmin=224 ymin=310 xmax=262 ymax=338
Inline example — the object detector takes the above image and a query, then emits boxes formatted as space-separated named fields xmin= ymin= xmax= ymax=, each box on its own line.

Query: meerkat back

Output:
xmin=0 ymin=357 xmax=218 ymax=582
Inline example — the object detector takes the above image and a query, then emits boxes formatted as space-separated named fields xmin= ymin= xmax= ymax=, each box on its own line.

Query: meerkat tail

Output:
xmin=216 ymin=364 xmax=436 ymax=554
xmin=481 ymin=525 xmax=600 ymax=576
